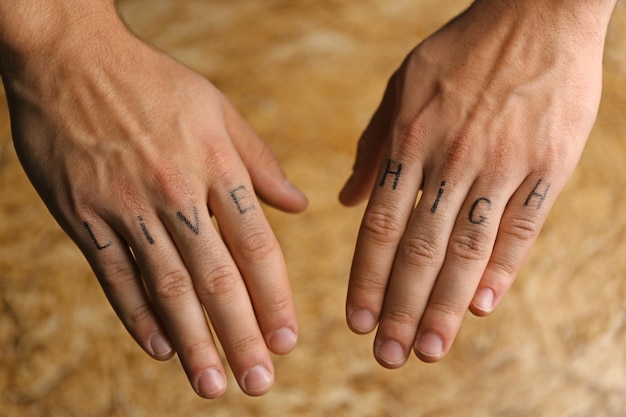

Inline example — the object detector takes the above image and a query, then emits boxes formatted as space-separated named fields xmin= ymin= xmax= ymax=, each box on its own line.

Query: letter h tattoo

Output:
xmin=379 ymin=159 xmax=403 ymax=190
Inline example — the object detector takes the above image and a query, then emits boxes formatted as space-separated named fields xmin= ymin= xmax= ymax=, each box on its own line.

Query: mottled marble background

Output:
xmin=1 ymin=1 xmax=625 ymax=416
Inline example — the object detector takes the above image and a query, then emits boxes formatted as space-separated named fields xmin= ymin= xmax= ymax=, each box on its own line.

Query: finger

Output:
xmin=372 ymin=175 xmax=467 ymax=367
xmin=339 ymin=72 xmax=399 ymax=206
xmin=412 ymin=183 xmax=513 ymax=363
xmin=120 ymin=210 xmax=231 ymax=399
xmin=222 ymin=95 xmax=308 ymax=214
xmin=470 ymin=175 xmax=558 ymax=316
xmin=77 ymin=218 xmax=174 ymax=361
xmin=205 ymin=161 xmax=299 ymax=357
xmin=346 ymin=151 xmax=424 ymax=335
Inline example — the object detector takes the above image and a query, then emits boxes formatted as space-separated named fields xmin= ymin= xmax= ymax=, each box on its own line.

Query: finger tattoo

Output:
xmin=230 ymin=185 xmax=255 ymax=215
xmin=524 ymin=179 xmax=551 ymax=210
xmin=177 ymin=206 xmax=200 ymax=235
xmin=469 ymin=197 xmax=492 ymax=225
xmin=84 ymin=222 xmax=112 ymax=250
xmin=431 ymin=181 xmax=447 ymax=214
xmin=379 ymin=159 xmax=403 ymax=190
xmin=137 ymin=216 xmax=155 ymax=244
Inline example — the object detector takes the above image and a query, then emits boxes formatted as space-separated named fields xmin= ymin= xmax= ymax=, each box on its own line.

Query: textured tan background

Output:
xmin=1 ymin=1 xmax=626 ymax=416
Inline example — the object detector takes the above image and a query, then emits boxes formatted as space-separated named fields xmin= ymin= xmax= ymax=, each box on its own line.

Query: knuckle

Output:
xmin=428 ymin=296 xmax=465 ymax=321
xmin=447 ymin=230 xmax=492 ymax=262
xmin=229 ymin=333 xmax=261 ymax=356
xmin=486 ymin=257 xmax=517 ymax=281
xmin=203 ymin=147 xmax=238 ymax=184
xmin=256 ymin=141 xmax=278 ymax=168
xmin=237 ymin=229 xmax=276 ymax=262
xmin=97 ymin=260 xmax=137 ymax=292
xmin=393 ymin=119 xmax=427 ymax=157
xmin=183 ymin=339 xmax=215 ymax=362
xmin=198 ymin=264 xmax=239 ymax=298
xmin=360 ymin=206 xmax=404 ymax=245
xmin=153 ymin=269 xmax=194 ymax=301
xmin=500 ymin=216 xmax=541 ymax=242
xmin=128 ymin=303 xmax=155 ymax=328
xmin=400 ymin=235 xmax=441 ymax=268
xmin=351 ymin=272 xmax=389 ymax=293
xmin=257 ymin=293 xmax=291 ymax=316
xmin=385 ymin=305 xmax=421 ymax=327
xmin=444 ymin=129 xmax=475 ymax=171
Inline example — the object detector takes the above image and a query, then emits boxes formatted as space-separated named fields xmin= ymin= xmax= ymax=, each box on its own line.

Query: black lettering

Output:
xmin=230 ymin=186 xmax=254 ymax=215
xmin=379 ymin=159 xmax=403 ymax=190
xmin=431 ymin=181 xmax=446 ymax=214
xmin=83 ymin=222 xmax=112 ymax=250
xmin=137 ymin=216 xmax=155 ymax=245
xmin=524 ymin=179 xmax=551 ymax=209
xmin=469 ymin=197 xmax=492 ymax=225
xmin=177 ymin=206 xmax=200 ymax=235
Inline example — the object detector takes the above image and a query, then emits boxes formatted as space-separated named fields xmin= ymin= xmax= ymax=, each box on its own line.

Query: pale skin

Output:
xmin=341 ymin=0 xmax=617 ymax=367
xmin=0 ymin=0 xmax=308 ymax=398
xmin=0 ymin=0 xmax=617 ymax=399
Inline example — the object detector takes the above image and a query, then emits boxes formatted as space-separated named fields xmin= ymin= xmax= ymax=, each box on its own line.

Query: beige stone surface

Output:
xmin=1 ymin=1 xmax=625 ymax=416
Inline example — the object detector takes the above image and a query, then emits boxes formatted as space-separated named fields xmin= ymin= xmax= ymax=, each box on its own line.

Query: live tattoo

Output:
xmin=84 ymin=222 xmax=112 ymax=250
xmin=525 ymin=179 xmax=550 ymax=209
xmin=379 ymin=159 xmax=403 ymax=190
xmin=431 ymin=181 xmax=446 ymax=214
xmin=137 ymin=216 xmax=155 ymax=244
xmin=177 ymin=206 xmax=200 ymax=235
xmin=230 ymin=186 xmax=254 ymax=215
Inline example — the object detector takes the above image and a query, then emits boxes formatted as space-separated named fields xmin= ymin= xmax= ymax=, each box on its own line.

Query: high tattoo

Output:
xmin=469 ymin=197 xmax=492 ymax=225
xmin=431 ymin=181 xmax=447 ymax=214
xmin=524 ymin=179 xmax=551 ymax=209
xmin=379 ymin=159 xmax=403 ymax=190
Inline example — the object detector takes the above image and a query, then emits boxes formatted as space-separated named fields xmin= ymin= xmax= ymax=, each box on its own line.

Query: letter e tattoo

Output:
xmin=379 ymin=159 xmax=403 ymax=190
xmin=230 ymin=186 xmax=255 ymax=215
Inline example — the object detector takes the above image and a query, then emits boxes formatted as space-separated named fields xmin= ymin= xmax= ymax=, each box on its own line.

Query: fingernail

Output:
xmin=242 ymin=365 xmax=272 ymax=395
xmin=195 ymin=368 xmax=226 ymax=398
xmin=415 ymin=332 xmax=443 ymax=359
xmin=376 ymin=340 xmax=406 ymax=366
xmin=267 ymin=327 xmax=298 ymax=354
xmin=349 ymin=309 xmax=376 ymax=334
xmin=285 ymin=180 xmax=306 ymax=198
xmin=149 ymin=331 xmax=173 ymax=358
xmin=473 ymin=287 xmax=494 ymax=313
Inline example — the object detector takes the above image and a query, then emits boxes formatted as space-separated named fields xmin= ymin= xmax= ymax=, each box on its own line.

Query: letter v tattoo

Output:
xmin=177 ymin=206 xmax=200 ymax=235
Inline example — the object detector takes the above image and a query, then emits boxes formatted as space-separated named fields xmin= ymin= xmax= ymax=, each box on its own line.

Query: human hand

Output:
xmin=340 ymin=0 xmax=615 ymax=367
xmin=1 ymin=1 xmax=307 ymax=398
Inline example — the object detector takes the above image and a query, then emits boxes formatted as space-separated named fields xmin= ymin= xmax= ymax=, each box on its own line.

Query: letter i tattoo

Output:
xmin=137 ymin=216 xmax=155 ymax=244
xmin=431 ymin=181 xmax=446 ymax=213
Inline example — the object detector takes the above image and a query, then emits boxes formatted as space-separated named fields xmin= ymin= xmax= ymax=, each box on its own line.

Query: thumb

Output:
xmin=222 ymin=95 xmax=308 ymax=214
xmin=339 ymin=72 xmax=398 ymax=206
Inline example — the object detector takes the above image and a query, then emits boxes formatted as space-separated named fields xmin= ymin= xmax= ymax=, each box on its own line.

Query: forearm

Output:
xmin=470 ymin=0 xmax=618 ymax=41
xmin=0 ymin=0 xmax=125 ymax=76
